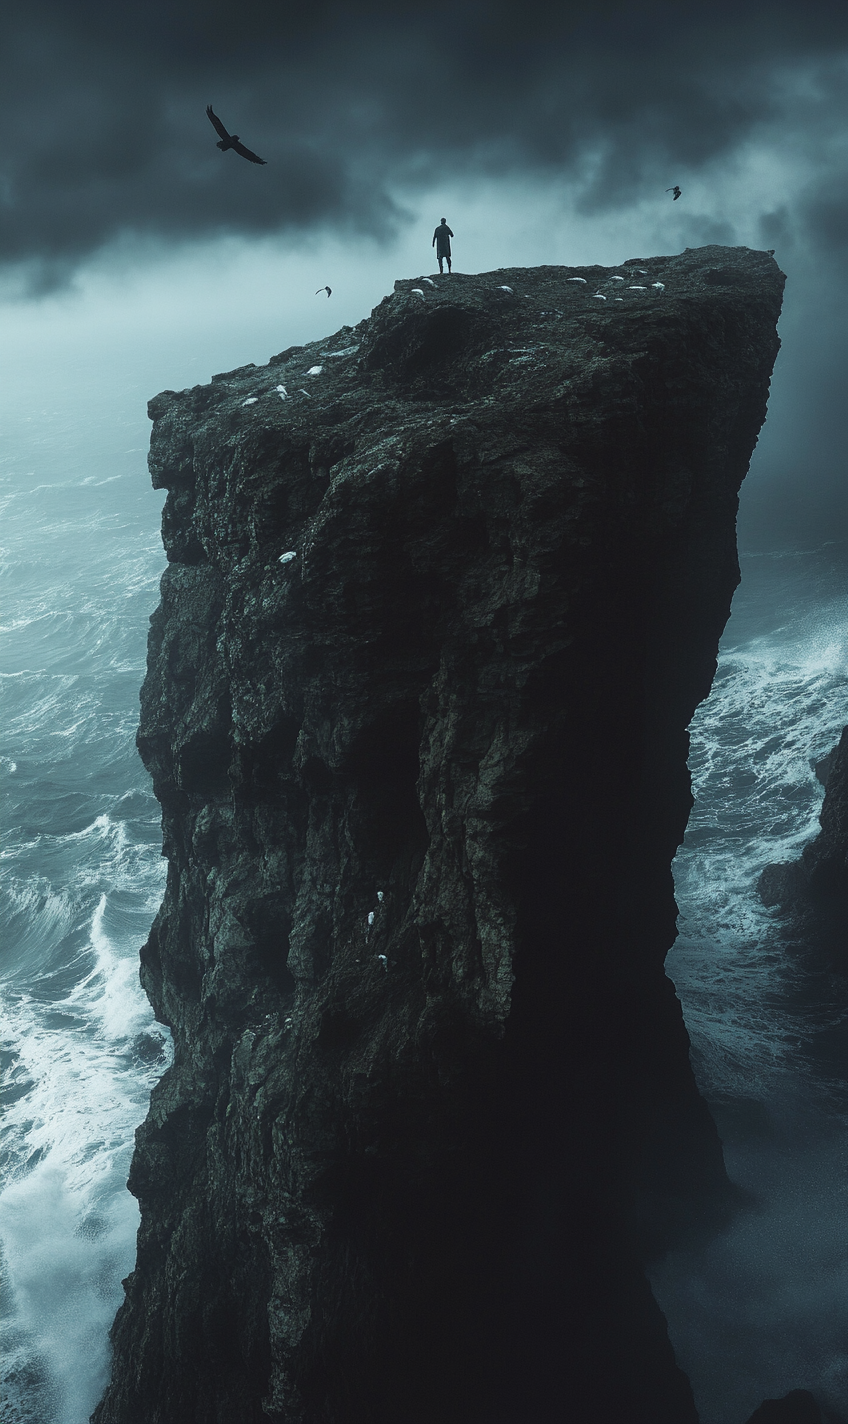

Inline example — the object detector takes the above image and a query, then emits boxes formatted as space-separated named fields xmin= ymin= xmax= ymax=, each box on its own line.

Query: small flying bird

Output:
xmin=206 ymin=105 xmax=266 ymax=164
xmin=666 ymin=186 xmax=682 ymax=200
xmin=316 ymin=286 xmax=332 ymax=297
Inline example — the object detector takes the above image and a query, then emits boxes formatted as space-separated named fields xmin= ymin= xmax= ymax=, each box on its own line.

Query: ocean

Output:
xmin=1 ymin=368 xmax=845 ymax=1422
xmin=0 ymin=375 xmax=170 ymax=1423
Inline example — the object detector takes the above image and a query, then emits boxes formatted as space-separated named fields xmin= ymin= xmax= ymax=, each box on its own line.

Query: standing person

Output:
xmin=432 ymin=218 xmax=454 ymax=273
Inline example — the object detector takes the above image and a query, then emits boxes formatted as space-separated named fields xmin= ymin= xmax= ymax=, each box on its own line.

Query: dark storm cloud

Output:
xmin=2 ymin=0 xmax=847 ymax=274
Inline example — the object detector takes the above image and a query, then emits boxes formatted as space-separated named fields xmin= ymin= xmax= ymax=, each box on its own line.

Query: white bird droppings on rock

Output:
xmin=367 ymin=911 xmax=375 ymax=927
xmin=410 ymin=288 xmax=425 ymax=297
xmin=241 ymin=397 xmax=258 ymax=405
xmin=567 ymin=277 xmax=588 ymax=284
xmin=377 ymin=891 xmax=384 ymax=902
xmin=298 ymin=389 xmax=311 ymax=397
xmin=652 ymin=282 xmax=665 ymax=291
xmin=628 ymin=286 xmax=647 ymax=291
xmin=592 ymin=293 xmax=607 ymax=300
xmin=306 ymin=366 xmax=323 ymax=376
xmin=421 ymin=278 xmax=437 ymax=287
xmin=278 ymin=552 xmax=297 ymax=564
xmin=610 ymin=276 xmax=625 ymax=282
xmin=498 ymin=285 xmax=514 ymax=294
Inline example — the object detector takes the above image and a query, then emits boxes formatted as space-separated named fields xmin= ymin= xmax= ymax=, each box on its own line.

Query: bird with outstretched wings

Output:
xmin=206 ymin=106 xmax=267 ymax=164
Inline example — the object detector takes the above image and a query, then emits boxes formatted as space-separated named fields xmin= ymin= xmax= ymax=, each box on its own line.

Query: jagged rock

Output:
xmin=759 ymin=727 xmax=848 ymax=912
xmin=94 ymin=248 xmax=784 ymax=1424
xmin=745 ymin=1389 xmax=823 ymax=1424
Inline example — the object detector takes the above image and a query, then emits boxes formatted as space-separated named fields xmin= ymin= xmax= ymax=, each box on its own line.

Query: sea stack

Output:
xmin=94 ymin=247 xmax=785 ymax=1423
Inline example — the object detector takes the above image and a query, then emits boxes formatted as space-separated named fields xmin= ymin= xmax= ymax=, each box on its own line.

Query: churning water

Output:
xmin=0 ymin=383 xmax=170 ymax=1422
xmin=0 ymin=365 xmax=845 ymax=1423
xmin=654 ymin=541 xmax=848 ymax=1424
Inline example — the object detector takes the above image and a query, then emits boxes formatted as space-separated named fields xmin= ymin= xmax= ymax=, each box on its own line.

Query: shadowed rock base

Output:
xmin=94 ymin=248 xmax=785 ymax=1424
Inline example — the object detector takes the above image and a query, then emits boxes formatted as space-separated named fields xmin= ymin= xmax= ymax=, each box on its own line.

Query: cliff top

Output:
xmin=147 ymin=245 xmax=784 ymax=434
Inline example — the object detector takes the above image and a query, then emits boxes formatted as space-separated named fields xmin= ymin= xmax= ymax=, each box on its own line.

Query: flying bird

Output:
xmin=316 ymin=286 xmax=332 ymax=297
xmin=666 ymin=186 xmax=682 ymax=200
xmin=206 ymin=106 xmax=267 ymax=164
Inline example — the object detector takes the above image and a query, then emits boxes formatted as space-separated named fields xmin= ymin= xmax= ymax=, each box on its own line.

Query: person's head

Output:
xmin=440 ymin=218 xmax=447 ymax=224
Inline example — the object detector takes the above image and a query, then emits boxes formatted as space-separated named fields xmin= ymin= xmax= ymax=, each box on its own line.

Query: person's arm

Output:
xmin=432 ymin=229 xmax=437 ymax=246
xmin=447 ymin=227 xmax=454 ymax=238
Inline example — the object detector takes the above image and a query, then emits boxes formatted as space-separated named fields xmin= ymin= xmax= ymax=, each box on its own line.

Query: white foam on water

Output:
xmin=653 ymin=547 xmax=848 ymax=1423
xmin=668 ymin=563 xmax=847 ymax=1100
xmin=0 ymin=891 xmax=170 ymax=1424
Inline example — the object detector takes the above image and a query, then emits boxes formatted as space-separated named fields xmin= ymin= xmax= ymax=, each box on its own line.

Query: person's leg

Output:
xmin=437 ymin=256 xmax=443 ymax=272
xmin=447 ymin=256 xmax=452 ymax=272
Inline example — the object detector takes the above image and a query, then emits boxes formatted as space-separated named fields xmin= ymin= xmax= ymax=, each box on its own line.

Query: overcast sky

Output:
xmin=2 ymin=0 xmax=847 ymax=548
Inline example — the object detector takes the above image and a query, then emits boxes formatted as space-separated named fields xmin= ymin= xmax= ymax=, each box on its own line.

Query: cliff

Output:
xmin=95 ymin=246 xmax=785 ymax=1424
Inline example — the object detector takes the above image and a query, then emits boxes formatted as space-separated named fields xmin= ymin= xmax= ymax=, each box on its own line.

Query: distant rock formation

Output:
xmin=759 ymin=727 xmax=848 ymax=912
xmin=94 ymin=247 xmax=785 ymax=1424
xmin=744 ymin=1387 xmax=847 ymax=1424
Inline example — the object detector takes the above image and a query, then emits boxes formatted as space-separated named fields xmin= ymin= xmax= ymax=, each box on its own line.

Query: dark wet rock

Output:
xmin=758 ymin=727 xmax=848 ymax=969
xmin=94 ymin=247 xmax=784 ymax=1424
xmin=745 ymin=1389 xmax=823 ymax=1424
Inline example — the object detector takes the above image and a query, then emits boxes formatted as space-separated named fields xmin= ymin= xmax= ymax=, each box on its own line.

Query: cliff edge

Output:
xmin=95 ymin=247 xmax=785 ymax=1424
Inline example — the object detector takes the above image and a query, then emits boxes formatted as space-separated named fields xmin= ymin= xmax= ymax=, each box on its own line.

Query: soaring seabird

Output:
xmin=666 ymin=185 xmax=682 ymax=200
xmin=206 ymin=106 xmax=267 ymax=164
xmin=315 ymin=286 xmax=332 ymax=297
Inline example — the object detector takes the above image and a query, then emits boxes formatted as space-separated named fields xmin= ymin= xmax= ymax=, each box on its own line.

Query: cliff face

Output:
xmin=95 ymin=247 xmax=784 ymax=1424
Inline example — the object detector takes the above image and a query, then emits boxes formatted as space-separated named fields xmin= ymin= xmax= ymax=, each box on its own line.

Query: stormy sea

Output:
xmin=1 ymin=368 xmax=846 ymax=1423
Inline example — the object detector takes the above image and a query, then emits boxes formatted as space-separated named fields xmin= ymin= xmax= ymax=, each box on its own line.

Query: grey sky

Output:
xmin=1 ymin=0 xmax=846 ymax=546
xmin=2 ymin=0 xmax=847 ymax=271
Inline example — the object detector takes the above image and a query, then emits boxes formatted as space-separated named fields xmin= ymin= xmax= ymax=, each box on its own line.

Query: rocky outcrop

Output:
xmin=759 ymin=727 xmax=848 ymax=943
xmin=95 ymin=247 xmax=784 ymax=1424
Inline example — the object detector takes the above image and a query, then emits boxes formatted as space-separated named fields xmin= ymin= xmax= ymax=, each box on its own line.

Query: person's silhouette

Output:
xmin=432 ymin=219 xmax=454 ymax=273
